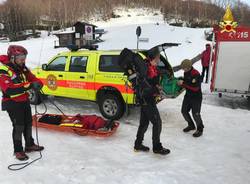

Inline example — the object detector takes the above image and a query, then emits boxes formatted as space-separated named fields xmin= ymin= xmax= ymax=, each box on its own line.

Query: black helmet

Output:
xmin=147 ymin=47 xmax=160 ymax=60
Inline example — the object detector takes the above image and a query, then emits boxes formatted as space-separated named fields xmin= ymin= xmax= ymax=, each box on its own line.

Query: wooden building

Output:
xmin=54 ymin=22 xmax=101 ymax=49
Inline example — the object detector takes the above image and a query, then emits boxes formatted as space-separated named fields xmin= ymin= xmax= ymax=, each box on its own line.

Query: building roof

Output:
xmin=54 ymin=31 xmax=75 ymax=35
xmin=74 ymin=21 xmax=97 ymax=28
xmin=54 ymin=27 xmax=75 ymax=35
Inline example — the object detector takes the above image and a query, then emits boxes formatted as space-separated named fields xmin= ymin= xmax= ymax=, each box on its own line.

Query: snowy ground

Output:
xmin=0 ymin=9 xmax=250 ymax=184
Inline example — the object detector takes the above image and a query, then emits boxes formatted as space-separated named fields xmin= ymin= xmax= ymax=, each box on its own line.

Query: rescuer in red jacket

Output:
xmin=177 ymin=59 xmax=204 ymax=137
xmin=134 ymin=47 xmax=170 ymax=155
xmin=0 ymin=45 xmax=44 ymax=161
xmin=201 ymin=43 xmax=213 ymax=83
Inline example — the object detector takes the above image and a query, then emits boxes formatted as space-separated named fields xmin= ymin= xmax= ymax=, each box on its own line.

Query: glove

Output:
xmin=31 ymin=82 xmax=43 ymax=91
xmin=23 ymin=83 xmax=32 ymax=90
xmin=177 ymin=80 xmax=184 ymax=86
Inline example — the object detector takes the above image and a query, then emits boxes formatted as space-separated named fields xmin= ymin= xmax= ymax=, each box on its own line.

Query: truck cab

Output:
xmin=31 ymin=48 xmax=182 ymax=119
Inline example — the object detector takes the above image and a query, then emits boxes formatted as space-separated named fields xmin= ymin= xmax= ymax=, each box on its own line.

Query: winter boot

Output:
xmin=193 ymin=129 xmax=203 ymax=137
xmin=134 ymin=144 xmax=150 ymax=152
xmin=25 ymin=144 xmax=44 ymax=152
xmin=15 ymin=152 xmax=29 ymax=161
xmin=153 ymin=143 xmax=170 ymax=155
xmin=183 ymin=125 xmax=195 ymax=132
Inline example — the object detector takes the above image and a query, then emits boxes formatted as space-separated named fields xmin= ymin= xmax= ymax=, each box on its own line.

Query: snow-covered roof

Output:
xmin=54 ymin=27 xmax=75 ymax=35
xmin=54 ymin=30 xmax=75 ymax=35
xmin=74 ymin=21 xmax=97 ymax=27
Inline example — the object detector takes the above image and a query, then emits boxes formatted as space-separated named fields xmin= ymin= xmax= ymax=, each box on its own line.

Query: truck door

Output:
xmin=64 ymin=55 xmax=90 ymax=99
xmin=42 ymin=56 xmax=68 ymax=96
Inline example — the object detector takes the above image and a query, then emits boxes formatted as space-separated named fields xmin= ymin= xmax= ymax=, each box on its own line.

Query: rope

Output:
xmin=8 ymin=92 xmax=45 ymax=171
xmin=8 ymin=87 xmax=68 ymax=171
xmin=43 ymin=93 xmax=66 ymax=117
xmin=7 ymin=36 xmax=47 ymax=171
xmin=38 ymin=37 xmax=45 ymax=74
xmin=7 ymin=119 xmax=43 ymax=171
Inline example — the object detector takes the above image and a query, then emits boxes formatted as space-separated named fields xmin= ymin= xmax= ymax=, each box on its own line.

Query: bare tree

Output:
xmin=1 ymin=0 xmax=250 ymax=38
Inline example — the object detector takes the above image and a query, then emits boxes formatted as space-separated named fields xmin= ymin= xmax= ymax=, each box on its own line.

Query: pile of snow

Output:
xmin=94 ymin=8 xmax=165 ymax=28
xmin=0 ymin=8 xmax=249 ymax=184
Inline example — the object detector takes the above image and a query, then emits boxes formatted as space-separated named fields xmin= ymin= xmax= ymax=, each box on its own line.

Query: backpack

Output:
xmin=118 ymin=48 xmax=150 ymax=104
xmin=38 ymin=114 xmax=62 ymax=125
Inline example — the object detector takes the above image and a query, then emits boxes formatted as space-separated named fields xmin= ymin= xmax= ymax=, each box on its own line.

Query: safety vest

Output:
xmin=0 ymin=64 xmax=27 ymax=99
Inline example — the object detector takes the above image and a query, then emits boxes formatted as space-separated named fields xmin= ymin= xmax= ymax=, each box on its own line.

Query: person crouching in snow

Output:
xmin=134 ymin=47 xmax=170 ymax=155
xmin=0 ymin=45 xmax=44 ymax=161
xmin=177 ymin=59 xmax=204 ymax=137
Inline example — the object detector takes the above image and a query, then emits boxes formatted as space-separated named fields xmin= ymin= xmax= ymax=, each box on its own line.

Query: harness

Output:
xmin=0 ymin=64 xmax=27 ymax=99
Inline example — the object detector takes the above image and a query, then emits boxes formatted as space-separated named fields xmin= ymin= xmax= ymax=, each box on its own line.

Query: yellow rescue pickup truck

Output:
xmin=31 ymin=45 xmax=181 ymax=119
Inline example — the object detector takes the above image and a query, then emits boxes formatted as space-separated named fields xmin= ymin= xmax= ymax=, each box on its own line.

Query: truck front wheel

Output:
xmin=98 ymin=93 xmax=125 ymax=120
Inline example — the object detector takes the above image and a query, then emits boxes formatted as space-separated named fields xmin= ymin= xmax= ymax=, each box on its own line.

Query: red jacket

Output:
xmin=0 ymin=55 xmax=42 ymax=110
xmin=181 ymin=67 xmax=202 ymax=98
xmin=201 ymin=48 xmax=213 ymax=67
xmin=147 ymin=63 xmax=159 ymax=79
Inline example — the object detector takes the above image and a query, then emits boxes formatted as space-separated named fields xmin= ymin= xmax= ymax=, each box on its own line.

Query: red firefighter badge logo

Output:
xmin=219 ymin=6 xmax=238 ymax=33
xmin=46 ymin=74 xmax=57 ymax=90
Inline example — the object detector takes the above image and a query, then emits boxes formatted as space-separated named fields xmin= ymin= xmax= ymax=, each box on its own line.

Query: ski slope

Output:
xmin=0 ymin=8 xmax=250 ymax=184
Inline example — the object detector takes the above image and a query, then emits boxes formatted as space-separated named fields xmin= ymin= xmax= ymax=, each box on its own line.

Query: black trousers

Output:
xmin=7 ymin=102 xmax=34 ymax=152
xmin=201 ymin=66 xmax=209 ymax=83
xmin=181 ymin=96 xmax=204 ymax=131
xmin=135 ymin=102 xmax=162 ymax=149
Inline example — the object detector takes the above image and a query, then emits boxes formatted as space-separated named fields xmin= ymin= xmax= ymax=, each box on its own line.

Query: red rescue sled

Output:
xmin=32 ymin=114 xmax=119 ymax=137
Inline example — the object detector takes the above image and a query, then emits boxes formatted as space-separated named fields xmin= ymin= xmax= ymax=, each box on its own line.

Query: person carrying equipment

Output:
xmin=177 ymin=59 xmax=204 ymax=137
xmin=133 ymin=47 xmax=170 ymax=155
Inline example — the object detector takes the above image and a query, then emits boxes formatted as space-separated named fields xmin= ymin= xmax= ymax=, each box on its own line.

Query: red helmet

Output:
xmin=7 ymin=45 xmax=28 ymax=59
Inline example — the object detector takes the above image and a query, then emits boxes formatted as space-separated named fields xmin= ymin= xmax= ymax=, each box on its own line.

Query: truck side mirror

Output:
xmin=42 ymin=64 xmax=48 ymax=71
